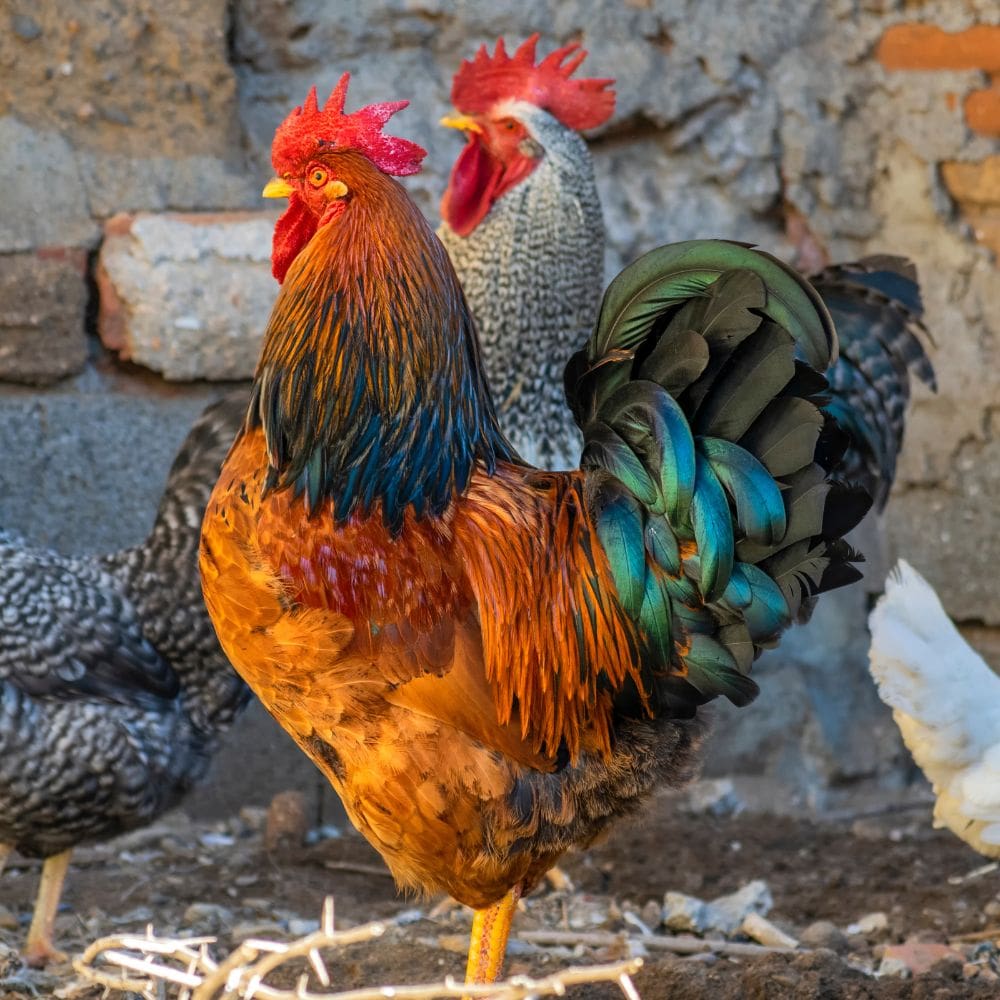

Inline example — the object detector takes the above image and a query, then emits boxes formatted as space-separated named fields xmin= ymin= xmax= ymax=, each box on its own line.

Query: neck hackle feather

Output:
xmin=251 ymin=150 xmax=514 ymax=534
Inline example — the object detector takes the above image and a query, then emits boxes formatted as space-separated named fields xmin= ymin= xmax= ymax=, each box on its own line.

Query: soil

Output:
xmin=2 ymin=792 xmax=999 ymax=999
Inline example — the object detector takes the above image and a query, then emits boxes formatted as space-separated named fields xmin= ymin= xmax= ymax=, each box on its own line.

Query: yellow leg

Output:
xmin=465 ymin=885 xmax=521 ymax=986
xmin=23 ymin=850 xmax=72 ymax=967
xmin=0 ymin=843 xmax=11 ymax=875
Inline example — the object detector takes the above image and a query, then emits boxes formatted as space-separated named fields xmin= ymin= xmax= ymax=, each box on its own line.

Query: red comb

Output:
xmin=451 ymin=34 xmax=615 ymax=131
xmin=271 ymin=74 xmax=426 ymax=177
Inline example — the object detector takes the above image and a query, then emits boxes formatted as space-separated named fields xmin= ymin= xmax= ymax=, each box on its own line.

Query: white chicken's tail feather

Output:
xmin=868 ymin=560 xmax=1000 ymax=855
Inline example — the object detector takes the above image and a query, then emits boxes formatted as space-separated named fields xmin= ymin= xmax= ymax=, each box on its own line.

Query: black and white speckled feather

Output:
xmin=439 ymin=102 xmax=604 ymax=471
xmin=0 ymin=392 xmax=250 ymax=858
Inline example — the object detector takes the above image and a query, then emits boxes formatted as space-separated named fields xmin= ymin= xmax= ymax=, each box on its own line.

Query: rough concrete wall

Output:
xmin=1 ymin=0 xmax=998 ymax=812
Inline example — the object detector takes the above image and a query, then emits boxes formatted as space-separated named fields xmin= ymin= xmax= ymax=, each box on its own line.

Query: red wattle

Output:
xmin=441 ymin=138 xmax=504 ymax=237
xmin=271 ymin=194 xmax=319 ymax=283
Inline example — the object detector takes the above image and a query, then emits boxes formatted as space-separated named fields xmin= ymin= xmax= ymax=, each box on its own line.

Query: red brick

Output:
xmin=881 ymin=940 xmax=964 ymax=977
xmin=877 ymin=24 xmax=1000 ymax=73
xmin=102 ymin=212 xmax=136 ymax=239
xmin=966 ymin=85 xmax=1000 ymax=135
xmin=35 ymin=247 xmax=88 ymax=274
xmin=941 ymin=156 xmax=1000 ymax=258
xmin=940 ymin=155 xmax=1000 ymax=205
xmin=94 ymin=260 xmax=128 ymax=355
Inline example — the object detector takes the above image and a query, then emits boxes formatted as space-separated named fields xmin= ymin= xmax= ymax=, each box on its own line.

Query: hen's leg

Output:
xmin=23 ymin=850 xmax=71 ymax=967
xmin=0 ymin=843 xmax=11 ymax=875
xmin=465 ymin=884 xmax=521 ymax=985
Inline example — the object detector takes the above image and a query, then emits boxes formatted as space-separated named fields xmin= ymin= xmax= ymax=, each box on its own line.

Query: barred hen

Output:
xmin=201 ymin=78 xmax=870 ymax=985
xmin=438 ymin=36 xmax=935 ymax=498
xmin=0 ymin=392 xmax=249 ymax=965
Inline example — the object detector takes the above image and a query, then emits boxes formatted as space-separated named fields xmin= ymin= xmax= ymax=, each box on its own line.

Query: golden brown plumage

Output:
xmin=203 ymin=426 xmax=664 ymax=905
xmin=201 ymin=78 xmax=867 ymax=982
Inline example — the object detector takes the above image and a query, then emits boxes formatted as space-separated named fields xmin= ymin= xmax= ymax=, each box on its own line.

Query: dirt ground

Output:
xmin=2 ymin=790 xmax=999 ymax=999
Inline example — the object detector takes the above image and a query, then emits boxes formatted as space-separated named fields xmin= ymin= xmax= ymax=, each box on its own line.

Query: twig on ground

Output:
xmin=821 ymin=800 xmax=935 ymax=824
xmin=283 ymin=961 xmax=643 ymax=1000
xmin=427 ymin=898 xmax=461 ymax=920
xmin=739 ymin=913 xmax=799 ymax=950
xmin=518 ymin=929 xmax=803 ymax=958
xmin=950 ymin=927 xmax=1000 ymax=944
xmin=948 ymin=861 xmax=1000 ymax=886
xmin=322 ymin=861 xmax=396 ymax=879
xmin=73 ymin=897 xmax=644 ymax=1000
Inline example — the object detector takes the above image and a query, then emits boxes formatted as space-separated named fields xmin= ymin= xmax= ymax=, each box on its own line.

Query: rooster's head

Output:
xmin=440 ymin=34 xmax=615 ymax=237
xmin=264 ymin=75 xmax=427 ymax=282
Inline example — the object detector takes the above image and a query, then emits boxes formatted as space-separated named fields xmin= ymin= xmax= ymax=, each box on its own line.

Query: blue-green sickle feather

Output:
xmin=599 ymin=381 xmax=696 ymax=524
xmin=690 ymin=456 xmax=733 ymax=604
xmin=591 ymin=241 xmax=836 ymax=370
xmin=698 ymin=438 xmax=786 ymax=546
xmin=566 ymin=240 xmax=870 ymax=718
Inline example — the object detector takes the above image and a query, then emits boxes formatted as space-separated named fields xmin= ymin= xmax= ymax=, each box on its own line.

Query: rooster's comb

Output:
xmin=451 ymin=34 xmax=615 ymax=131
xmin=271 ymin=74 xmax=426 ymax=177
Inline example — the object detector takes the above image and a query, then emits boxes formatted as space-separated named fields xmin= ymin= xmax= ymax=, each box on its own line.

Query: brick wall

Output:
xmin=878 ymin=24 xmax=1000 ymax=256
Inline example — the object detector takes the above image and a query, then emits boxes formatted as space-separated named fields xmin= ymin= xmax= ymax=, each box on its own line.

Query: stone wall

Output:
xmin=1 ymin=0 xmax=998 ymax=814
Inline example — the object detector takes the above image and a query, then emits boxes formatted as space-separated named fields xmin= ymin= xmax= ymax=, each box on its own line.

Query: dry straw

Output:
xmin=73 ymin=897 xmax=643 ymax=1000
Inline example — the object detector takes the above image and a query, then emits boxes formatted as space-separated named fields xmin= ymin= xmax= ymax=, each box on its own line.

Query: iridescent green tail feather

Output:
xmin=566 ymin=241 xmax=870 ymax=718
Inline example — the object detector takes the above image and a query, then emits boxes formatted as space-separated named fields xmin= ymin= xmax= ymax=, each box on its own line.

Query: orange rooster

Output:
xmin=200 ymin=77 xmax=870 ymax=984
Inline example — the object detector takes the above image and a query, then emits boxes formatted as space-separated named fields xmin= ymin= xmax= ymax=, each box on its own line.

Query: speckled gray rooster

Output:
xmin=0 ymin=391 xmax=249 ymax=966
xmin=438 ymin=36 xmax=612 ymax=470
xmin=437 ymin=35 xmax=934 ymax=500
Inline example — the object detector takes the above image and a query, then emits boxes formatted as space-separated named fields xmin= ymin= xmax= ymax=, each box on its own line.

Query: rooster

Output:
xmin=201 ymin=77 xmax=872 ymax=984
xmin=869 ymin=562 xmax=1000 ymax=857
xmin=0 ymin=392 xmax=249 ymax=965
xmin=438 ymin=36 xmax=935 ymax=501
xmin=438 ymin=35 xmax=612 ymax=470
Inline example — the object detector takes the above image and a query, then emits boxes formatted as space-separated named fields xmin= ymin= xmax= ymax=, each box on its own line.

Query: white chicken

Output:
xmin=869 ymin=560 xmax=1000 ymax=856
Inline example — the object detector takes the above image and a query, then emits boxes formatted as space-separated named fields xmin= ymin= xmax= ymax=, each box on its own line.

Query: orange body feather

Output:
xmin=203 ymin=429 xmax=646 ymax=904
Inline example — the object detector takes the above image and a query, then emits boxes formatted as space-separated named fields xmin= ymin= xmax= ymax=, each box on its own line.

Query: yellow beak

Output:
xmin=262 ymin=177 xmax=294 ymax=199
xmin=440 ymin=113 xmax=483 ymax=134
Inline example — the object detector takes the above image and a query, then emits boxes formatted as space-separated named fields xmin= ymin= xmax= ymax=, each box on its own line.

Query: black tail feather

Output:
xmin=811 ymin=256 xmax=935 ymax=509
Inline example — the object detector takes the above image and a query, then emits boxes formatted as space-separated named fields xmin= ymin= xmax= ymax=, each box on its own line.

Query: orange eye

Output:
xmin=309 ymin=167 xmax=328 ymax=187
xmin=500 ymin=118 xmax=517 ymax=131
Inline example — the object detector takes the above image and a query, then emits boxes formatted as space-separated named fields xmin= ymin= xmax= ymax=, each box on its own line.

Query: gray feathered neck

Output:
xmin=439 ymin=105 xmax=605 ymax=471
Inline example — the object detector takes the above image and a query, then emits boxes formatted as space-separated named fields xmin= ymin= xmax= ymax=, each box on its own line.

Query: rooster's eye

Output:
xmin=309 ymin=167 xmax=328 ymax=187
xmin=500 ymin=119 xmax=517 ymax=131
